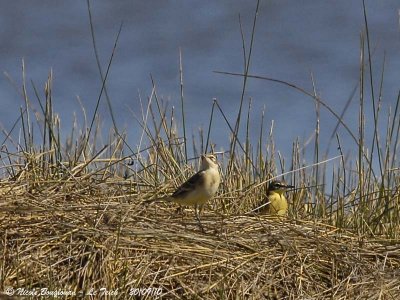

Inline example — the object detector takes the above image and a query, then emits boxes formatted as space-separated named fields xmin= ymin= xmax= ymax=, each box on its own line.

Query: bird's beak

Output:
xmin=201 ymin=154 xmax=206 ymax=159
xmin=285 ymin=184 xmax=295 ymax=189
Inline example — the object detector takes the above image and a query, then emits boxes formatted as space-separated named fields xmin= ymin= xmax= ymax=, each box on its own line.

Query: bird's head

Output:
xmin=201 ymin=154 xmax=218 ymax=170
xmin=268 ymin=180 xmax=294 ymax=195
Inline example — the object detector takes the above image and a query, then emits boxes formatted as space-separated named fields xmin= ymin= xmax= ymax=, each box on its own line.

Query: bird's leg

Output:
xmin=174 ymin=205 xmax=186 ymax=227
xmin=195 ymin=204 xmax=205 ymax=233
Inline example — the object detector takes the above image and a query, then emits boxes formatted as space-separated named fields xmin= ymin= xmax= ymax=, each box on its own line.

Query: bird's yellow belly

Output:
xmin=268 ymin=194 xmax=288 ymax=216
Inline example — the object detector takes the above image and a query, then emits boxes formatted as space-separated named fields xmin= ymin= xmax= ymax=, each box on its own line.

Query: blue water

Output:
xmin=1 ymin=1 xmax=399 ymax=169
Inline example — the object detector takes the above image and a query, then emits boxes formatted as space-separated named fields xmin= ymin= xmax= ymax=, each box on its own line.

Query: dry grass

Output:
xmin=1 ymin=2 xmax=400 ymax=298
xmin=1 ymin=173 xmax=399 ymax=299
xmin=1 ymin=152 xmax=399 ymax=300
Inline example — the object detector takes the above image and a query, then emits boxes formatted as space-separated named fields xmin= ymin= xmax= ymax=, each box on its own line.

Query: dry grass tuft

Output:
xmin=1 ymin=173 xmax=399 ymax=299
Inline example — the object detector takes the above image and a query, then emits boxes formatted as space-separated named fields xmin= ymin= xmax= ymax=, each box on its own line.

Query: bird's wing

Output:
xmin=250 ymin=196 xmax=270 ymax=214
xmin=171 ymin=170 xmax=205 ymax=199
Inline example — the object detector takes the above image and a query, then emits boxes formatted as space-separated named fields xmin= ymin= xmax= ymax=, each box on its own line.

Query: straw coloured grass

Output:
xmin=1 ymin=1 xmax=400 ymax=298
xmin=1 ymin=74 xmax=399 ymax=298
xmin=1 ymin=171 xmax=399 ymax=299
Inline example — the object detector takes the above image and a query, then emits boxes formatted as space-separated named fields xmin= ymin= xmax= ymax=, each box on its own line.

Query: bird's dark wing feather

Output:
xmin=252 ymin=195 xmax=270 ymax=214
xmin=172 ymin=170 xmax=204 ymax=198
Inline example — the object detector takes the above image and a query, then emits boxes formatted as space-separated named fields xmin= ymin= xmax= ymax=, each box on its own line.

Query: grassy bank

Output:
xmin=0 ymin=66 xmax=399 ymax=299
xmin=1 ymin=3 xmax=400 ymax=300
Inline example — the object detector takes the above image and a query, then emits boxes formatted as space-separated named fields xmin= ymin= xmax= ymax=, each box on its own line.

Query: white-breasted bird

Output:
xmin=147 ymin=154 xmax=220 ymax=231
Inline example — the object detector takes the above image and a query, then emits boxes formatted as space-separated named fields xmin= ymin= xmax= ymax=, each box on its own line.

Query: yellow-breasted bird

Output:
xmin=257 ymin=180 xmax=294 ymax=216
xmin=147 ymin=154 xmax=220 ymax=231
